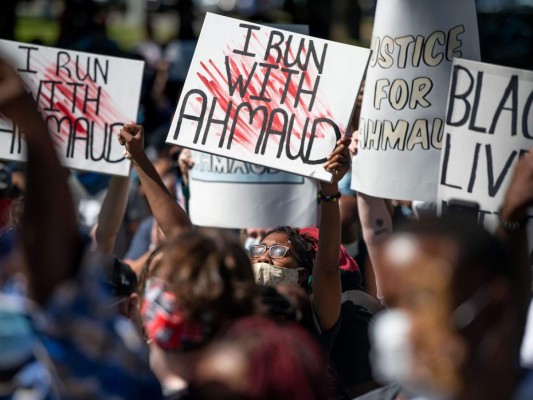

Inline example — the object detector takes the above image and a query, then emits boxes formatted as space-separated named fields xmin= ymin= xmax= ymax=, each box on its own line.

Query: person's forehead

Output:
xmin=261 ymin=232 xmax=289 ymax=246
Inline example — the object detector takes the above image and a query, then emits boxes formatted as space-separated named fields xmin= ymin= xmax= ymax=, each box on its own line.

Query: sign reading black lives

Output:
xmin=438 ymin=58 xmax=533 ymax=231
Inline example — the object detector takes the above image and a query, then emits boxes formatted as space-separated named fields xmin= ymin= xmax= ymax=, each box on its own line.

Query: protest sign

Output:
xmin=166 ymin=13 xmax=369 ymax=182
xmin=0 ymin=40 xmax=144 ymax=176
xmin=166 ymin=26 xmax=308 ymax=83
xmin=188 ymin=151 xmax=318 ymax=228
xmin=438 ymin=58 xmax=533 ymax=232
xmin=351 ymin=0 xmax=480 ymax=201
xmin=185 ymin=24 xmax=317 ymax=229
xmin=265 ymin=24 xmax=309 ymax=35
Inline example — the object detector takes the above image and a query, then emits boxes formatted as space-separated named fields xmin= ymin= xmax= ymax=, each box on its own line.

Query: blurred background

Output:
xmin=1 ymin=1 xmax=531 ymax=65
xmin=0 ymin=0 xmax=377 ymax=49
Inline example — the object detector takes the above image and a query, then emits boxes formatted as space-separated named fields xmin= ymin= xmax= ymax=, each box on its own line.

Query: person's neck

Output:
xmin=149 ymin=344 xmax=202 ymax=394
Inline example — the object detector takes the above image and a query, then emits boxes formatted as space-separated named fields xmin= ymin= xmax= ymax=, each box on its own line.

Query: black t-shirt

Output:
xmin=312 ymin=304 xmax=341 ymax=357
xmin=330 ymin=298 xmax=375 ymax=391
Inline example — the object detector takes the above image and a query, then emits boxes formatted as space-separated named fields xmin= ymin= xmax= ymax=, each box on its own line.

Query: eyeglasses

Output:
xmin=249 ymin=244 xmax=290 ymax=259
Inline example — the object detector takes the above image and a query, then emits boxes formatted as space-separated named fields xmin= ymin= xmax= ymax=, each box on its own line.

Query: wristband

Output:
xmin=317 ymin=190 xmax=341 ymax=202
xmin=499 ymin=210 xmax=528 ymax=232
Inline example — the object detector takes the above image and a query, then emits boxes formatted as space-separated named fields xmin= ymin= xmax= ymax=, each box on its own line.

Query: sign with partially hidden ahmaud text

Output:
xmin=351 ymin=0 xmax=480 ymax=201
xmin=0 ymin=40 xmax=144 ymax=176
xmin=188 ymin=151 xmax=318 ymax=228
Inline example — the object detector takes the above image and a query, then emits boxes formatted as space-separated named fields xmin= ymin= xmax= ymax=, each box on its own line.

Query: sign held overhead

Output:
xmin=167 ymin=13 xmax=370 ymax=182
xmin=0 ymin=40 xmax=144 ymax=176
xmin=438 ymin=58 xmax=533 ymax=232
xmin=351 ymin=0 xmax=480 ymax=201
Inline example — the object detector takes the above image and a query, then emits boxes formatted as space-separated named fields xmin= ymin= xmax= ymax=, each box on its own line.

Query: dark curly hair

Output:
xmin=262 ymin=226 xmax=318 ymax=274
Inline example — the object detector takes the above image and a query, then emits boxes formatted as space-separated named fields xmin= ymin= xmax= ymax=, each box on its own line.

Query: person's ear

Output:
xmin=298 ymin=269 xmax=310 ymax=287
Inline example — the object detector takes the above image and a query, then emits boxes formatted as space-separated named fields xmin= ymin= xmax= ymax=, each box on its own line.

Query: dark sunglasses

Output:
xmin=249 ymin=244 xmax=290 ymax=259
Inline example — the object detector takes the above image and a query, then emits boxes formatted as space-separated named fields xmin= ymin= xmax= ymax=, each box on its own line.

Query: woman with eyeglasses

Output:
xmin=245 ymin=139 xmax=352 ymax=400
xmin=117 ymin=125 xmax=351 ymax=398
xmin=248 ymin=138 xmax=351 ymax=357
xmin=119 ymin=123 xmax=349 ymax=314
xmin=118 ymin=123 xmax=350 ymax=342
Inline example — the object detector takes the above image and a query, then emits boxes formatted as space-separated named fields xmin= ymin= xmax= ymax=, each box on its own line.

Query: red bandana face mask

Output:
xmin=141 ymin=277 xmax=210 ymax=351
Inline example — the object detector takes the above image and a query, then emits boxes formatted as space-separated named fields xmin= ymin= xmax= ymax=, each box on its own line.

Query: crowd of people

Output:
xmin=1 ymin=5 xmax=533 ymax=400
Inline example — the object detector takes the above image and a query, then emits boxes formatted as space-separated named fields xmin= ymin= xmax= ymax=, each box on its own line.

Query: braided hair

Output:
xmin=263 ymin=226 xmax=318 ymax=274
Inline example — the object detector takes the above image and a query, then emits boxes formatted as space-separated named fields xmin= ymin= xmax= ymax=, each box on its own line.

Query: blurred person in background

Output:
xmin=186 ymin=316 xmax=331 ymax=400
xmin=137 ymin=230 xmax=259 ymax=399
xmin=358 ymin=147 xmax=533 ymax=400
xmin=0 ymin=58 xmax=162 ymax=400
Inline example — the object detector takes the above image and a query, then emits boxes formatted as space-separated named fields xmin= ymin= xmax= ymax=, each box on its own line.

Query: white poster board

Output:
xmin=166 ymin=13 xmax=370 ymax=182
xmin=186 ymin=24 xmax=317 ymax=229
xmin=351 ymin=0 xmax=480 ymax=201
xmin=0 ymin=40 xmax=144 ymax=176
xmin=189 ymin=151 xmax=318 ymax=228
xmin=438 ymin=59 xmax=533 ymax=232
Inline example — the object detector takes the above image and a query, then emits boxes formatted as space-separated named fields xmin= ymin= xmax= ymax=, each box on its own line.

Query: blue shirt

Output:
xmin=1 ymin=252 xmax=163 ymax=400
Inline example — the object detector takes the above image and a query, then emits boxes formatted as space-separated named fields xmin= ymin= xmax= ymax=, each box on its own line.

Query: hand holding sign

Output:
xmin=349 ymin=130 xmax=359 ymax=159
xmin=324 ymin=136 xmax=351 ymax=185
xmin=501 ymin=149 xmax=533 ymax=224
xmin=178 ymin=148 xmax=194 ymax=186
xmin=118 ymin=124 xmax=144 ymax=160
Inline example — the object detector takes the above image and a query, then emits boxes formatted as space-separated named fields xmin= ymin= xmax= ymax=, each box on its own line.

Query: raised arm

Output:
xmin=0 ymin=61 xmax=82 ymax=304
xmin=118 ymin=124 xmax=192 ymax=237
xmin=93 ymin=175 xmax=130 ymax=254
xmin=497 ymin=148 xmax=533 ymax=311
xmin=312 ymin=136 xmax=351 ymax=331
xmin=349 ymin=129 xmax=392 ymax=300
xmin=357 ymin=192 xmax=392 ymax=300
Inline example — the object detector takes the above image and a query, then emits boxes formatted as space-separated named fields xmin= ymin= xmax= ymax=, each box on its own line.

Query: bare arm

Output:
xmin=118 ymin=124 xmax=192 ymax=237
xmin=357 ymin=192 xmax=392 ymax=300
xmin=497 ymin=149 xmax=533 ymax=310
xmin=349 ymin=129 xmax=392 ymax=299
xmin=0 ymin=61 xmax=82 ymax=304
xmin=312 ymin=137 xmax=350 ymax=331
xmin=93 ymin=175 xmax=130 ymax=254
xmin=124 ymin=219 xmax=165 ymax=277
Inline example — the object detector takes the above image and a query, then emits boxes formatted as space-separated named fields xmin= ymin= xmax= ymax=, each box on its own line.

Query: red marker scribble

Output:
xmin=24 ymin=56 xmax=131 ymax=155
xmin=195 ymin=31 xmax=343 ymax=154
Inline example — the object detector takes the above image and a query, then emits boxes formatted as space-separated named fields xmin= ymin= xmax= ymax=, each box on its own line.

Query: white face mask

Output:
xmin=370 ymin=310 xmax=453 ymax=400
xmin=252 ymin=263 xmax=303 ymax=287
